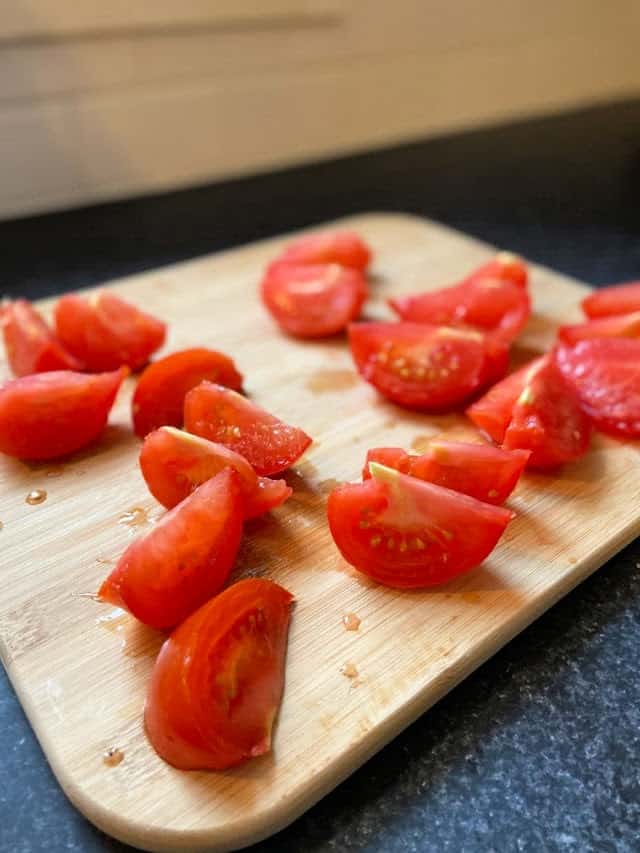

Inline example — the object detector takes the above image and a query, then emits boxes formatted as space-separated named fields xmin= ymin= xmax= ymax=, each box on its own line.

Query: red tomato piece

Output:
xmin=184 ymin=382 xmax=312 ymax=476
xmin=556 ymin=339 xmax=640 ymax=437
xmin=140 ymin=427 xmax=291 ymax=518
xmin=348 ymin=321 xmax=508 ymax=411
xmin=99 ymin=469 xmax=243 ymax=629
xmin=558 ymin=310 xmax=640 ymax=346
xmin=389 ymin=256 xmax=530 ymax=344
xmin=363 ymin=441 xmax=530 ymax=504
xmin=276 ymin=230 xmax=371 ymax=271
xmin=468 ymin=356 xmax=591 ymax=469
xmin=0 ymin=367 xmax=126 ymax=460
xmin=582 ymin=281 xmax=640 ymax=318
xmin=145 ymin=578 xmax=293 ymax=770
xmin=54 ymin=291 xmax=166 ymax=372
xmin=1 ymin=299 xmax=83 ymax=376
xmin=328 ymin=462 xmax=514 ymax=588
xmin=261 ymin=263 xmax=367 ymax=338
xmin=132 ymin=348 xmax=243 ymax=438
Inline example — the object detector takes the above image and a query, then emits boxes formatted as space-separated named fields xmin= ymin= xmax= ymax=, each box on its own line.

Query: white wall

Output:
xmin=1 ymin=0 xmax=639 ymax=220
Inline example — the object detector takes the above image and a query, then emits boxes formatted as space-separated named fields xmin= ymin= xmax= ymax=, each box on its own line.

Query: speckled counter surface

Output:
xmin=1 ymin=100 xmax=639 ymax=853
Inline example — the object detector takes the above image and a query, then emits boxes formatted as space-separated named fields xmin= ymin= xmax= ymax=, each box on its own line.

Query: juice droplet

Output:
xmin=341 ymin=662 xmax=359 ymax=679
xmin=96 ymin=557 xmax=114 ymax=565
xmin=305 ymin=369 xmax=358 ymax=393
xmin=26 ymin=489 xmax=47 ymax=505
xmin=118 ymin=507 xmax=149 ymax=527
xmin=103 ymin=747 xmax=124 ymax=767
xmin=97 ymin=608 xmax=127 ymax=633
xmin=45 ymin=468 xmax=64 ymax=478
xmin=410 ymin=436 xmax=432 ymax=453
xmin=73 ymin=592 xmax=102 ymax=602
xmin=342 ymin=612 xmax=361 ymax=631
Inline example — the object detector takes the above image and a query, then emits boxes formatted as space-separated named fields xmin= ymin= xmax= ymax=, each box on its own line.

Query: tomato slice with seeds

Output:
xmin=145 ymin=578 xmax=293 ymax=770
xmin=328 ymin=462 xmax=514 ymax=588
xmin=1 ymin=299 xmax=83 ymax=376
xmin=140 ymin=427 xmax=291 ymax=518
xmin=556 ymin=339 xmax=640 ymax=437
xmin=348 ymin=321 xmax=508 ymax=411
xmin=184 ymin=382 xmax=312 ymax=476
xmin=0 ymin=367 xmax=126 ymax=460
xmin=388 ymin=255 xmax=530 ymax=344
xmin=132 ymin=347 xmax=243 ymax=438
xmin=54 ymin=291 xmax=166 ymax=372
xmin=363 ymin=441 xmax=530 ymax=504
xmin=261 ymin=263 xmax=367 ymax=338
xmin=558 ymin=311 xmax=640 ymax=346
xmin=468 ymin=355 xmax=591 ymax=469
xmin=276 ymin=230 xmax=371 ymax=271
xmin=582 ymin=281 xmax=640 ymax=318
xmin=99 ymin=469 xmax=243 ymax=630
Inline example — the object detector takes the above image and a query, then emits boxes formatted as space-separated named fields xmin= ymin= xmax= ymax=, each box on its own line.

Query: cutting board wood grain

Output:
xmin=1 ymin=214 xmax=639 ymax=852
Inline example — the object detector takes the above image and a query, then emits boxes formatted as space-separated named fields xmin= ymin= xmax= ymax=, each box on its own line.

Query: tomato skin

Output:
xmin=99 ymin=469 xmax=243 ymax=630
xmin=389 ymin=268 xmax=530 ymax=345
xmin=558 ymin=311 xmax=640 ymax=346
xmin=54 ymin=291 xmax=166 ymax=372
xmin=582 ymin=281 xmax=640 ymax=318
xmin=184 ymin=382 xmax=312 ymax=476
xmin=556 ymin=339 xmax=640 ymax=437
xmin=1 ymin=300 xmax=84 ymax=376
xmin=276 ymin=230 xmax=371 ymax=271
xmin=363 ymin=441 xmax=530 ymax=504
xmin=328 ymin=464 xmax=514 ymax=588
xmin=132 ymin=348 xmax=243 ymax=438
xmin=348 ymin=321 xmax=507 ymax=411
xmin=140 ymin=427 xmax=291 ymax=518
xmin=261 ymin=263 xmax=367 ymax=338
xmin=144 ymin=578 xmax=293 ymax=770
xmin=0 ymin=367 xmax=126 ymax=460
xmin=468 ymin=356 xmax=591 ymax=469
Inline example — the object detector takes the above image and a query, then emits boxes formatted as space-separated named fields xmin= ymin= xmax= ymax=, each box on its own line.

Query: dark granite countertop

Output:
xmin=1 ymin=100 xmax=639 ymax=853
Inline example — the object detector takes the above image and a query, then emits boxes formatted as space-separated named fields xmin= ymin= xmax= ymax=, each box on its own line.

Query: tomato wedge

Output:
xmin=348 ymin=321 xmax=508 ymax=410
xmin=0 ymin=367 xmax=126 ymax=460
xmin=184 ymin=382 xmax=312 ymax=476
xmin=363 ymin=441 xmax=530 ymax=504
xmin=388 ymin=254 xmax=530 ymax=344
xmin=140 ymin=427 xmax=291 ymax=518
xmin=582 ymin=281 xmax=640 ymax=318
xmin=99 ymin=469 xmax=243 ymax=629
xmin=145 ymin=578 xmax=293 ymax=770
xmin=1 ymin=299 xmax=83 ymax=376
xmin=54 ymin=291 xmax=166 ymax=372
xmin=558 ymin=310 xmax=640 ymax=346
xmin=261 ymin=263 xmax=367 ymax=338
xmin=467 ymin=355 xmax=591 ymax=469
xmin=275 ymin=230 xmax=371 ymax=271
xmin=328 ymin=462 xmax=514 ymax=588
xmin=556 ymin=339 xmax=640 ymax=437
xmin=132 ymin=348 xmax=243 ymax=438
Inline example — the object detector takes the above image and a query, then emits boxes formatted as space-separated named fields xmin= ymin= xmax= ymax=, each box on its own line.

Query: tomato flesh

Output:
xmin=556 ymin=339 xmax=640 ymax=437
xmin=0 ymin=367 xmax=126 ymax=460
xmin=364 ymin=441 xmax=530 ymax=504
xmin=276 ymin=230 xmax=371 ymax=271
xmin=389 ymin=255 xmax=530 ymax=344
xmin=54 ymin=291 xmax=166 ymax=372
xmin=1 ymin=299 xmax=83 ymax=376
xmin=144 ymin=578 xmax=293 ymax=770
xmin=328 ymin=462 xmax=514 ymax=588
xmin=558 ymin=311 xmax=640 ymax=346
xmin=184 ymin=382 xmax=312 ymax=476
xmin=99 ymin=469 xmax=243 ymax=629
xmin=261 ymin=263 xmax=367 ymax=338
xmin=468 ymin=355 xmax=591 ymax=469
xmin=140 ymin=427 xmax=291 ymax=518
xmin=349 ymin=321 xmax=507 ymax=410
xmin=132 ymin=347 xmax=243 ymax=437
xmin=582 ymin=281 xmax=640 ymax=318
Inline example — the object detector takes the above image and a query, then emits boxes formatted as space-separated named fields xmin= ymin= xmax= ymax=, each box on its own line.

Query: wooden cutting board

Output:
xmin=1 ymin=213 xmax=639 ymax=852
